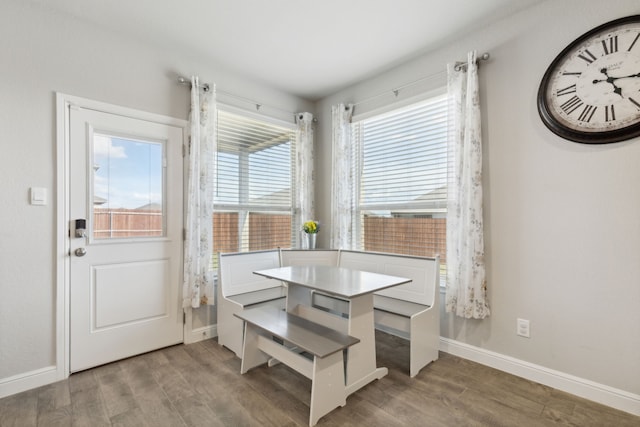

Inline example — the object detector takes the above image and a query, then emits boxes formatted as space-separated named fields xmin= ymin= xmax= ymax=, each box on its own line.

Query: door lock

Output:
xmin=74 ymin=219 xmax=86 ymax=238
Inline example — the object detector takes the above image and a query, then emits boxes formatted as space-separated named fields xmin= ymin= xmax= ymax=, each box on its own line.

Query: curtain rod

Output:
xmin=178 ymin=51 xmax=489 ymax=117
xmin=177 ymin=76 xmax=211 ymax=92
xmin=177 ymin=76 xmax=300 ymax=119
xmin=352 ymin=52 xmax=490 ymax=109
xmin=454 ymin=52 xmax=490 ymax=71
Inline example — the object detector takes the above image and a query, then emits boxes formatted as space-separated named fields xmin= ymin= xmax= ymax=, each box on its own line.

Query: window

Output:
xmin=351 ymin=92 xmax=448 ymax=269
xmin=213 ymin=109 xmax=296 ymax=262
xmin=92 ymin=133 xmax=165 ymax=239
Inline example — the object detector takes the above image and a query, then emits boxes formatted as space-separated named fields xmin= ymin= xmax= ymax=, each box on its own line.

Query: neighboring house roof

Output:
xmin=412 ymin=185 xmax=447 ymax=203
xmin=93 ymin=195 xmax=107 ymax=205
xmin=250 ymin=188 xmax=290 ymax=206
xmin=135 ymin=202 xmax=163 ymax=211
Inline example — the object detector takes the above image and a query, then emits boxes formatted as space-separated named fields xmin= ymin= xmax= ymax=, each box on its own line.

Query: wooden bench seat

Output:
xmin=236 ymin=305 xmax=359 ymax=426
xmin=227 ymin=286 xmax=287 ymax=307
xmin=373 ymin=294 xmax=429 ymax=318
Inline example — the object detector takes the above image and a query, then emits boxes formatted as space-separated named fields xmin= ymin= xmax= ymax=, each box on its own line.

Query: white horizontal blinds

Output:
xmin=353 ymin=94 xmax=448 ymax=261
xmin=214 ymin=109 xmax=295 ymax=259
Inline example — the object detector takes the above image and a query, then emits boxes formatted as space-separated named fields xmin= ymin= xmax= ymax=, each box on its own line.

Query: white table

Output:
xmin=254 ymin=265 xmax=411 ymax=395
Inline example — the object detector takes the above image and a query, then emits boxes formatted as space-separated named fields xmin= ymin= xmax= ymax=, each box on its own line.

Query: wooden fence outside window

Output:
xmin=94 ymin=209 xmax=445 ymax=264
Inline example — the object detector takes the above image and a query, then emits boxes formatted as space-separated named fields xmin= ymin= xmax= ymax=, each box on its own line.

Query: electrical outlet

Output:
xmin=517 ymin=318 xmax=530 ymax=338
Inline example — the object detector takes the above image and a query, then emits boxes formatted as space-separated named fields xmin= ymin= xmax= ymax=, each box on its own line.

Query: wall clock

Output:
xmin=537 ymin=15 xmax=640 ymax=144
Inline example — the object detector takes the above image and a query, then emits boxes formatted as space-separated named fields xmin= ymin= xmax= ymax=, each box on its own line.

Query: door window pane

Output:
xmin=93 ymin=133 xmax=165 ymax=239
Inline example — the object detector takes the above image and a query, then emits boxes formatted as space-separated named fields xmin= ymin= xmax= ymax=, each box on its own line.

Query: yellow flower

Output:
xmin=303 ymin=220 xmax=319 ymax=234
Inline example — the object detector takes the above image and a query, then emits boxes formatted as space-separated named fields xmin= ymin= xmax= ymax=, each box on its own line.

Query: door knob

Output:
xmin=75 ymin=247 xmax=87 ymax=257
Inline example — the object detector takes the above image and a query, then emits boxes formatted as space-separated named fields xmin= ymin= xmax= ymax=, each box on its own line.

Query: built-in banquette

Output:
xmin=217 ymin=248 xmax=440 ymax=377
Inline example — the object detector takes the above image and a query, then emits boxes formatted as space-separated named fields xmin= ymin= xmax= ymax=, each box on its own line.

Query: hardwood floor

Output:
xmin=1 ymin=332 xmax=638 ymax=426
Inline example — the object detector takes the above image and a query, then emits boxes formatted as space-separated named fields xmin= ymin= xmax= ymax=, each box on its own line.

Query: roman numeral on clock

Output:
xmin=630 ymin=97 xmax=640 ymax=109
xmin=560 ymin=95 xmax=583 ymax=114
xmin=629 ymin=33 xmax=640 ymax=52
xmin=578 ymin=105 xmax=597 ymax=122
xmin=602 ymin=36 xmax=618 ymax=55
xmin=556 ymin=84 xmax=577 ymax=96
xmin=605 ymin=105 xmax=616 ymax=121
xmin=578 ymin=49 xmax=597 ymax=64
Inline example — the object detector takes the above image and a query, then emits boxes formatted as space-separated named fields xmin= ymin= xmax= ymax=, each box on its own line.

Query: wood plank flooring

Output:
xmin=1 ymin=331 xmax=638 ymax=426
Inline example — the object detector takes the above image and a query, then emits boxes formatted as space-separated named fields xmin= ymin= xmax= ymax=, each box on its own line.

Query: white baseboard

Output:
xmin=185 ymin=324 xmax=218 ymax=344
xmin=439 ymin=337 xmax=640 ymax=417
xmin=1 ymin=326 xmax=219 ymax=400
xmin=0 ymin=366 xmax=60 ymax=399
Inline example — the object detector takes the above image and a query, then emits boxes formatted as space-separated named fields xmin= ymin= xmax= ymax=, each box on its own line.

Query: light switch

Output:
xmin=30 ymin=187 xmax=47 ymax=206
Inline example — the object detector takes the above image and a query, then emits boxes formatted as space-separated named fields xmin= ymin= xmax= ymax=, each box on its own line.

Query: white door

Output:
xmin=69 ymin=107 xmax=184 ymax=372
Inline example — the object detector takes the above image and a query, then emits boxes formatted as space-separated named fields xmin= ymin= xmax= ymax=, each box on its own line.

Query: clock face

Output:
xmin=538 ymin=15 xmax=640 ymax=143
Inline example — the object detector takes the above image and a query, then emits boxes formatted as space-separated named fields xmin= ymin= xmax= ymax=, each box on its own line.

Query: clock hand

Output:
xmin=593 ymin=72 xmax=640 ymax=83
xmin=591 ymin=68 xmax=624 ymax=98
xmin=614 ymin=72 xmax=640 ymax=79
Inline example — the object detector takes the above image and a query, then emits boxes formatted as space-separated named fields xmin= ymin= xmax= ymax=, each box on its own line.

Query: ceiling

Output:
xmin=31 ymin=0 xmax=545 ymax=100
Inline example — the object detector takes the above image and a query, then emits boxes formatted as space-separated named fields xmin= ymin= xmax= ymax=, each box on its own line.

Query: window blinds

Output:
xmin=213 ymin=109 xmax=296 ymax=258
xmin=352 ymin=94 xmax=448 ymax=261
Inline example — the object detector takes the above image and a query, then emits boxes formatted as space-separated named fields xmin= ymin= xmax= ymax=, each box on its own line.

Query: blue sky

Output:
xmin=93 ymin=134 xmax=163 ymax=209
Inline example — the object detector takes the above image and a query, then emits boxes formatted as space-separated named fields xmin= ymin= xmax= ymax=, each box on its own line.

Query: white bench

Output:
xmin=313 ymin=250 xmax=440 ymax=377
xmin=217 ymin=250 xmax=286 ymax=358
xmin=279 ymin=248 xmax=340 ymax=267
xmin=236 ymin=305 xmax=359 ymax=427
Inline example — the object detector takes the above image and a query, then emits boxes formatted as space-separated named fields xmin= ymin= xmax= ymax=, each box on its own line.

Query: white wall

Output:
xmin=0 ymin=0 xmax=313 ymax=393
xmin=315 ymin=0 xmax=640 ymax=403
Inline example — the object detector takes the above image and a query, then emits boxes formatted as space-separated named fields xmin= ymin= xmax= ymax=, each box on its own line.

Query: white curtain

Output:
xmin=445 ymin=51 xmax=490 ymax=319
xmin=330 ymin=103 xmax=354 ymax=250
xmin=295 ymin=112 xmax=315 ymax=247
xmin=183 ymin=76 xmax=216 ymax=308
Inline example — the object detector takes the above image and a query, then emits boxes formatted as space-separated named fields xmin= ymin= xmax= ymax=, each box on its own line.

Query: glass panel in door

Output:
xmin=92 ymin=133 xmax=165 ymax=239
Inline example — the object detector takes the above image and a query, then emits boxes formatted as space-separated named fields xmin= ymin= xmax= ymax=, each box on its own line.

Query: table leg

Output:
xmin=286 ymin=284 xmax=387 ymax=396
xmin=345 ymin=293 xmax=387 ymax=395
xmin=286 ymin=283 xmax=312 ymax=312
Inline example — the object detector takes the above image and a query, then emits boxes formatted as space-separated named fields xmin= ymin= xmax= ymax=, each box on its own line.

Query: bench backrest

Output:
xmin=219 ymin=250 xmax=281 ymax=297
xmin=338 ymin=250 xmax=439 ymax=307
xmin=280 ymin=249 xmax=339 ymax=267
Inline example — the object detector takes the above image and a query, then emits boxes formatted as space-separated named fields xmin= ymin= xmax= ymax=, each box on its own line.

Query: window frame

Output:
xmin=350 ymin=88 xmax=448 ymax=268
xmin=213 ymin=104 xmax=297 ymax=257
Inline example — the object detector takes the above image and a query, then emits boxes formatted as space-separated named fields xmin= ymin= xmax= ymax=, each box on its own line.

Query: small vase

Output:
xmin=306 ymin=233 xmax=317 ymax=250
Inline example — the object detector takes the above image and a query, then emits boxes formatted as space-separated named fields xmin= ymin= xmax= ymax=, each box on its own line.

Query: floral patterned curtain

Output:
xmin=445 ymin=51 xmax=490 ymax=319
xmin=330 ymin=104 xmax=354 ymax=250
xmin=295 ymin=112 xmax=314 ymax=247
xmin=182 ymin=76 xmax=216 ymax=308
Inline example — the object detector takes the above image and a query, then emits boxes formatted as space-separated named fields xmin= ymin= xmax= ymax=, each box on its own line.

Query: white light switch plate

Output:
xmin=30 ymin=187 xmax=47 ymax=206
